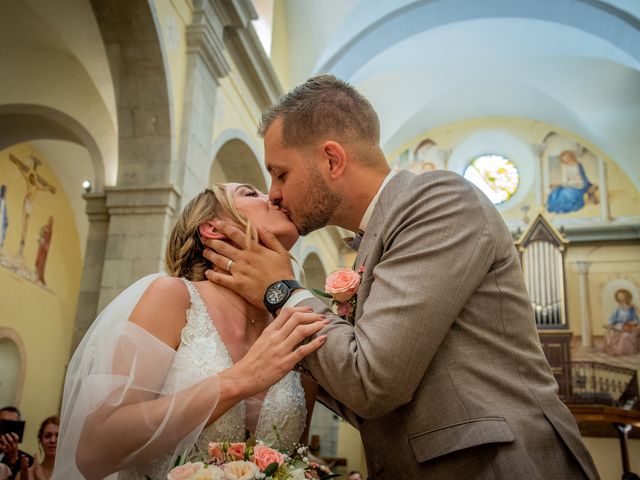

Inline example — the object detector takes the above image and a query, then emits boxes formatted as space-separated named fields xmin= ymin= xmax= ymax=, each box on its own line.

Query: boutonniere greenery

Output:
xmin=312 ymin=266 xmax=364 ymax=321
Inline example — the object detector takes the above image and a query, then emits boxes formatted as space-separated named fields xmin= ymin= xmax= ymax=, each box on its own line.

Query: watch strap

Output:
xmin=282 ymin=279 xmax=304 ymax=291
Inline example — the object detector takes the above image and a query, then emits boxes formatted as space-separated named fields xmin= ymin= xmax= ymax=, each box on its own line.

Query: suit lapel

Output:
xmin=352 ymin=172 xmax=413 ymax=322
xmin=354 ymin=170 xmax=413 ymax=269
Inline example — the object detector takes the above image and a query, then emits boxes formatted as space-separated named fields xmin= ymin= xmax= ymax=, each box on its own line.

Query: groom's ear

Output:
xmin=323 ymin=141 xmax=347 ymax=179
xmin=198 ymin=221 xmax=227 ymax=240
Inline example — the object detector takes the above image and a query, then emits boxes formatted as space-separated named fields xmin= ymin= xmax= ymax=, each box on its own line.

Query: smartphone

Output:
xmin=0 ymin=419 xmax=25 ymax=443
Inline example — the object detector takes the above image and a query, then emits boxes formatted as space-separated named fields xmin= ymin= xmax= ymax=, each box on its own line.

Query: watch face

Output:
xmin=266 ymin=282 xmax=288 ymax=305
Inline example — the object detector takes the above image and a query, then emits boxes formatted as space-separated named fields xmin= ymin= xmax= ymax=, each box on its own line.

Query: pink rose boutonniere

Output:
xmin=312 ymin=267 xmax=364 ymax=321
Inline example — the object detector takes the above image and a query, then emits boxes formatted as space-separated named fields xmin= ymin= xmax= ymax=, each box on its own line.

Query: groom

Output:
xmin=203 ymin=75 xmax=599 ymax=479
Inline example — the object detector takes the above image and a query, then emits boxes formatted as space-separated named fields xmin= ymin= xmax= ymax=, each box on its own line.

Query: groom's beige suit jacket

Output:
xmin=299 ymin=171 xmax=599 ymax=479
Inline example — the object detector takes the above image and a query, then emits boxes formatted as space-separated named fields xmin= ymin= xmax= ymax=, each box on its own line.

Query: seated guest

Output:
xmin=0 ymin=407 xmax=32 ymax=479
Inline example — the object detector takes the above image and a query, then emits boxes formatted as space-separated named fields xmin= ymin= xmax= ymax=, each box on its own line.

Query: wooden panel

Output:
xmin=539 ymin=332 xmax=572 ymax=398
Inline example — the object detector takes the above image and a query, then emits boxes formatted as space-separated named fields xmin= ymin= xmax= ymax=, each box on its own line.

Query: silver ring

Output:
xmin=227 ymin=259 xmax=234 ymax=272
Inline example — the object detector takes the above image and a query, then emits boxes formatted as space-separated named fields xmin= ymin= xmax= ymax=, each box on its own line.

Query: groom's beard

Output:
xmin=295 ymin=164 xmax=341 ymax=236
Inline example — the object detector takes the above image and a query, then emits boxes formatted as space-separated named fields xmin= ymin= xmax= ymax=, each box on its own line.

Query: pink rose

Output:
xmin=207 ymin=442 xmax=224 ymax=461
xmin=325 ymin=268 xmax=361 ymax=302
xmin=252 ymin=445 xmax=285 ymax=471
xmin=167 ymin=462 xmax=204 ymax=480
xmin=227 ymin=442 xmax=246 ymax=461
xmin=336 ymin=301 xmax=354 ymax=317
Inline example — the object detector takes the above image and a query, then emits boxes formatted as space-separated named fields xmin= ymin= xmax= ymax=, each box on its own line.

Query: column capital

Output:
xmin=104 ymin=184 xmax=181 ymax=216
xmin=82 ymin=192 xmax=109 ymax=222
xmin=575 ymin=260 xmax=591 ymax=274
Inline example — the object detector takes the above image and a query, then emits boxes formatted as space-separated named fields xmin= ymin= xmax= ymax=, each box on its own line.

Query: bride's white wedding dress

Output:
xmin=53 ymin=275 xmax=307 ymax=480
xmin=119 ymin=279 xmax=307 ymax=479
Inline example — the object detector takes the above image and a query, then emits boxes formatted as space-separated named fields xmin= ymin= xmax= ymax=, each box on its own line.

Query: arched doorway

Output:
xmin=302 ymin=252 xmax=327 ymax=292
xmin=211 ymin=138 xmax=267 ymax=192
xmin=0 ymin=329 xmax=25 ymax=406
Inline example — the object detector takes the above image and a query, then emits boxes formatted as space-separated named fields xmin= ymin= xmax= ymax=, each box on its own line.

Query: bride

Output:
xmin=52 ymin=184 xmax=328 ymax=480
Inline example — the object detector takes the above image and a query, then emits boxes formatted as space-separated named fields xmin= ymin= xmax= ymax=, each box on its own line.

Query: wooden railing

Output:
xmin=556 ymin=361 xmax=639 ymax=410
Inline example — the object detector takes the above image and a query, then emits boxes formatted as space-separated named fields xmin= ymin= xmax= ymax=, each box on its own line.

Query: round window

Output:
xmin=463 ymin=154 xmax=519 ymax=204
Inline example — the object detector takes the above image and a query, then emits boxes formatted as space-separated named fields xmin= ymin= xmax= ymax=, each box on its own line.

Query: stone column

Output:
xmin=97 ymin=185 xmax=180 ymax=310
xmin=71 ymin=193 xmax=109 ymax=353
xmin=177 ymin=0 xmax=231 ymax=202
xmin=576 ymin=261 xmax=593 ymax=348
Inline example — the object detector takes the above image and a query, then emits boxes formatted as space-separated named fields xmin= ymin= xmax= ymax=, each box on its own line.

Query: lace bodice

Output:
xmin=118 ymin=279 xmax=306 ymax=479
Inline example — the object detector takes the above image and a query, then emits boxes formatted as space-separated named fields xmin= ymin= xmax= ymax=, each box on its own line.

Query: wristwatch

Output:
xmin=263 ymin=279 xmax=304 ymax=316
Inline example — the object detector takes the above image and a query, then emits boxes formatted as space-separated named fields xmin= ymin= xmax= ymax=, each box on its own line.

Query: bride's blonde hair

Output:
xmin=165 ymin=184 xmax=250 ymax=281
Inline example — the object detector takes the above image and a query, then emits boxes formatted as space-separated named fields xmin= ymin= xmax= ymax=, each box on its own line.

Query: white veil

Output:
xmin=53 ymin=274 xmax=221 ymax=480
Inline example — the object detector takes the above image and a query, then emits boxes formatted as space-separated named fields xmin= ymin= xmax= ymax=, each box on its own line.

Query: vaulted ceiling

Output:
xmin=278 ymin=0 xmax=640 ymax=189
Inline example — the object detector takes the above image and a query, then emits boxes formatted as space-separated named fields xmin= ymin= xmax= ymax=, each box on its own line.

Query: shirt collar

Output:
xmin=359 ymin=170 xmax=397 ymax=233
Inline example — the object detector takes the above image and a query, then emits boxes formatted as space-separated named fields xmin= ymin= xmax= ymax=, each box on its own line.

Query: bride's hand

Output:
xmin=220 ymin=307 xmax=328 ymax=398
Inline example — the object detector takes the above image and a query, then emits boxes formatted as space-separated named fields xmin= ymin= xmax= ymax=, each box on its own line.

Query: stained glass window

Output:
xmin=463 ymin=154 xmax=519 ymax=204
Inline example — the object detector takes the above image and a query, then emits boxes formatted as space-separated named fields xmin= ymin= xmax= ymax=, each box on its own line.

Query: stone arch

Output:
xmin=301 ymin=251 xmax=328 ymax=291
xmin=315 ymin=0 xmax=640 ymax=79
xmin=210 ymin=133 xmax=268 ymax=192
xmin=0 ymin=328 xmax=26 ymax=406
xmin=90 ymin=0 xmax=174 ymax=187
xmin=0 ymin=104 xmax=103 ymax=191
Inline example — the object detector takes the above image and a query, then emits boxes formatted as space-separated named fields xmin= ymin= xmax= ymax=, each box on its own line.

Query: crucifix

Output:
xmin=8 ymin=153 xmax=56 ymax=257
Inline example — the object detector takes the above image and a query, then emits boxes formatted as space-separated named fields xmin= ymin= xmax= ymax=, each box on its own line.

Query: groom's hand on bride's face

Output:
xmin=202 ymin=220 xmax=295 ymax=307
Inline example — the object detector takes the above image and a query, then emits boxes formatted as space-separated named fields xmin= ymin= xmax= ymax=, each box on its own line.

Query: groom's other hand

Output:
xmin=202 ymin=220 xmax=296 ymax=307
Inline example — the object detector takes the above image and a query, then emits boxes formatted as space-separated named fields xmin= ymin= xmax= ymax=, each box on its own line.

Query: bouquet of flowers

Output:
xmin=164 ymin=440 xmax=339 ymax=480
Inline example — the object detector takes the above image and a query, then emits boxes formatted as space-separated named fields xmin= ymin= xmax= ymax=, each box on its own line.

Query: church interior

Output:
xmin=0 ymin=0 xmax=638 ymax=478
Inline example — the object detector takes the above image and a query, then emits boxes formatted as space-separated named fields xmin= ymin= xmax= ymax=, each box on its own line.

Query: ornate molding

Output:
xmin=186 ymin=0 xmax=282 ymax=105
xmin=217 ymin=0 xmax=282 ymax=108
xmin=213 ymin=0 xmax=255 ymax=29
xmin=82 ymin=192 xmax=109 ymax=223
xmin=187 ymin=0 xmax=231 ymax=80
xmin=225 ymin=25 xmax=283 ymax=109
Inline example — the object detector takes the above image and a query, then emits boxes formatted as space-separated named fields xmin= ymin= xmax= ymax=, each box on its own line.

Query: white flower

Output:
xmin=167 ymin=462 xmax=206 ymax=480
xmin=296 ymin=447 xmax=305 ymax=455
xmin=287 ymin=468 xmax=306 ymax=480
xmin=222 ymin=461 xmax=259 ymax=480
xmin=192 ymin=465 xmax=224 ymax=480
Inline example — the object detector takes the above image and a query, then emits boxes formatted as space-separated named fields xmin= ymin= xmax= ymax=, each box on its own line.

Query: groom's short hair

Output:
xmin=258 ymin=75 xmax=380 ymax=148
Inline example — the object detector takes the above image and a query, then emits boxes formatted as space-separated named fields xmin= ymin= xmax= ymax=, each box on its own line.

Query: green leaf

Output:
xmin=291 ymin=458 xmax=307 ymax=468
xmin=272 ymin=424 xmax=286 ymax=451
xmin=263 ymin=462 xmax=279 ymax=476
xmin=173 ymin=454 xmax=182 ymax=468
xmin=311 ymin=288 xmax=332 ymax=299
